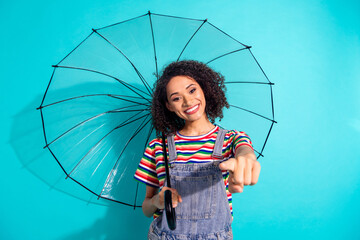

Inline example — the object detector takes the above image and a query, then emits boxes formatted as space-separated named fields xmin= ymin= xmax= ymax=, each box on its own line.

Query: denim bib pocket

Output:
xmin=172 ymin=174 xmax=217 ymax=220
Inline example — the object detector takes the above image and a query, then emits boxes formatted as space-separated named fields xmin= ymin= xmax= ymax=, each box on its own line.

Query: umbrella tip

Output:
xmin=92 ymin=28 xmax=97 ymax=33
xmin=148 ymin=10 xmax=151 ymax=15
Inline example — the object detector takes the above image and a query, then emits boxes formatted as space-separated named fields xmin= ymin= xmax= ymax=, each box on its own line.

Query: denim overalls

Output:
xmin=148 ymin=128 xmax=233 ymax=240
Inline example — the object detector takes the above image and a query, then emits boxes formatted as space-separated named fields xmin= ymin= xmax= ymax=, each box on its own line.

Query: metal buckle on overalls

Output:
xmin=168 ymin=161 xmax=175 ymax=168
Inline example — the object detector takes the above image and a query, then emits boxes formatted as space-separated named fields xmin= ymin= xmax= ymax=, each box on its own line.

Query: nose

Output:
xmin=182 ymin=95 xmax=191 ymax=107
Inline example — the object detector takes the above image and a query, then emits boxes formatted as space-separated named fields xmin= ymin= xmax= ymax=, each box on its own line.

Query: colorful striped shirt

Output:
xmin=134 ymin=125 xmax=253 ymax=218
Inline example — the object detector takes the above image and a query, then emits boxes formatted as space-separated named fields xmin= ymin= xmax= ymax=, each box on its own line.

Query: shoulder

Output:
xmin=222 ymin=129 xmax=252 ymax=145
xmin=148 ymin=137 xmax=163 ymax=147
xmin=142 ymin=138 xmax=164 ymax=156
xmin=225 ymin=129 xmax=250 ymax=138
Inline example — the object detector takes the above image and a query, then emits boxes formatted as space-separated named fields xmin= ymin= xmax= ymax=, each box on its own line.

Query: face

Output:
xmin=166 ymin=75 xmax=207 ymax=123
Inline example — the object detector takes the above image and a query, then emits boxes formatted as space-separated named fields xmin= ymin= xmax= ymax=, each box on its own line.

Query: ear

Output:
xmin=166 ymin=102 xmax=174 ymax=112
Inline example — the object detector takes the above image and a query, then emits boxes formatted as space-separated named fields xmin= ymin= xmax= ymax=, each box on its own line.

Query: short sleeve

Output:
xmin=134 ymin=140 xmax=160 ymax=188
xmin=228 ymin=130 xmax=253 ymax=155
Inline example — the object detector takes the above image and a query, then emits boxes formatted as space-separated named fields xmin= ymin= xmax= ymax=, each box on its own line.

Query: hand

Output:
xmin=151 ymin=186 xmax=182 ymax=209
xmin=219 ymin=150 xmax=260 ymax=193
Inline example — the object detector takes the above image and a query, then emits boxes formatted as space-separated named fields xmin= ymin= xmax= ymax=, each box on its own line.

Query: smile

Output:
xmin=184 ymin=104 xmax=199 ymax=114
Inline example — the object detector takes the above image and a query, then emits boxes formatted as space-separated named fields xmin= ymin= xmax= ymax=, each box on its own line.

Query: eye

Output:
xmin=172 ymin=97 xmax=180 ymax=102
xmin=189 ymin=88 xmax=196 ymax=94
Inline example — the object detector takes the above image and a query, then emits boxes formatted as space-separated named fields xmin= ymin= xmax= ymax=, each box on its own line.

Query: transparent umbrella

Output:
xmin=38 ymin=11 xmax=276 ymax=213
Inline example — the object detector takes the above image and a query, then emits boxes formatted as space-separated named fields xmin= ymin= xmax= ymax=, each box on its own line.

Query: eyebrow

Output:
xmin=169 ymin=84 xmax=196 ymax=98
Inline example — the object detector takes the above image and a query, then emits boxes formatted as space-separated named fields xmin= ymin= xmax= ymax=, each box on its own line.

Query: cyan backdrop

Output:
xmin=1 ymin=0 xmax=359 ymax=239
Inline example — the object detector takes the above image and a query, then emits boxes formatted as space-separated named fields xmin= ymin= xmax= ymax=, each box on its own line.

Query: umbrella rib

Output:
xmin=205 ymin=47 xmax=250 ymax=65
xmin=151 ymin=12 xmax=205 ymax=22
xmin=57 ymin=32 xmax=95 ymax=66
xmin=207 ymin=22 xmax=249 ymax=48
xmin=46 ymin=145 xmax=72 ymax=179
xmin=133 ymin=124 xmax=154 ymax=208
xmin=108 ymin=95 xmax=151 ymax=106
xmin=143 ymin=125 xmax=155 ymax=150
xmin=107 ymin=94 xmax=145 ymax=100
xmin=39 ymin=108 xmax=49 ymax=151
xmin=53 ymin=65 xmax=152 ymax=102
xmin=65 ymin=174 xmax=140 ymax=207
xmin=66 ymin=111 xmax=150 ymax=178
xmin=252 ymin=148 xmax=264 ymax=158
xmin=38 ymin=93 xmax=150 ymax=109
xmin=229 ymin=104 xmax=277 ymax=123
xmin=95 ymin=13 xmax=148 ymax=30
xmin=133 ymin=182 xmax=140 ymax=209
xmin=44 ymin=142 xmax=142 ymax=207
xmin=148 ymin=11 xmax=158 ymax=80
xmin=39 ymin=68 xmax=56 ymax=108
xmin=43 ymin=105 xmax=149 ymax=148
xmin=248 ymin=48 xmax=273 ymax=84
xmin=98 ymin=115 xmax=153 ymax=199
xmin=270 ymin=84 xmax=275 ymax=120
xmin=177 ymin=19 xmax=207 ymax=62
xmin=248 ymin=48 xmax=276 ymax=119
xmin=225 ymin=81 xmax=274 ymax=85
xmin=259 ymin=121 xmax=275 ymax=157
xmin=92 ymin=29 xmax=153 ymax=96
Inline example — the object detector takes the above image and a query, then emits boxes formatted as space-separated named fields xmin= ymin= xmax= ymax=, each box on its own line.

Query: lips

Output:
xmin=184 ymin=104 xmax=199 ymax=114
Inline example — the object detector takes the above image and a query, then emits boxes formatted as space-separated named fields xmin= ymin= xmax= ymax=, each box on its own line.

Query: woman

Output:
xmin=134 ymin=60 xmax=260 ymax=239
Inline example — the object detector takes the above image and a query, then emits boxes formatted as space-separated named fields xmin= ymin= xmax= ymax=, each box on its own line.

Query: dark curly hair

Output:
xmin=152 ymin=60 xmax=229 ymax=137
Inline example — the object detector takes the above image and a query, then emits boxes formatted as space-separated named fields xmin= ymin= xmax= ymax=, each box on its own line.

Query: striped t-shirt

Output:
xmin=134 ymin=125 xmax=253 ymax=218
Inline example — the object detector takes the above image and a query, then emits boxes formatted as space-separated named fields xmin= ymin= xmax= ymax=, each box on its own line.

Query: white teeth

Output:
xmin=185 ymin=104 xmax=199 ymax=113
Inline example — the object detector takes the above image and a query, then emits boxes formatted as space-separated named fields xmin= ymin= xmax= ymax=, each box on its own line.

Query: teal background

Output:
xmin=1 ymin=0 xmax=359 ymax=239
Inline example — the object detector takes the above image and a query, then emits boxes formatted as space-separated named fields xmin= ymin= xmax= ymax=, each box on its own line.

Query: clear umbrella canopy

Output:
xmin=38 ymin=12 xmax=275 ymax=208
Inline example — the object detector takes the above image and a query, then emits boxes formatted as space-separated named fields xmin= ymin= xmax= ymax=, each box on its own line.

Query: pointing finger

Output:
xmin=219 ymin=158 xmax=235 ymax=172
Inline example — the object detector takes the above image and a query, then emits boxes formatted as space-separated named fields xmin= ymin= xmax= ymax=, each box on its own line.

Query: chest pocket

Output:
xmin=171 ymin=173 xmax=218 ymax=220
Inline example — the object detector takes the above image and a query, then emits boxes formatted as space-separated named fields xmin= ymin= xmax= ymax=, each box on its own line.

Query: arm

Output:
xmin=219 ymin=145 xmax=260 ymax=193
xmin=142 ymin=186 xmax=159 ymax=217
xmin=142 ymin=185 xmax=182 ymax=218
xmin=234 ymin=145 xmax=259 ymax=185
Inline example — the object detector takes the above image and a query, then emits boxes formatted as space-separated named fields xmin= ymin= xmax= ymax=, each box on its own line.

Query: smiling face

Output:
xmin=165 ymin=75 xmax=207 ymax=124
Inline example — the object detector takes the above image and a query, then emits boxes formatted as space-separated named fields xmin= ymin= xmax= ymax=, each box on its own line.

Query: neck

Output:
xmin=179 ymin=116 xmax=215 ymax=136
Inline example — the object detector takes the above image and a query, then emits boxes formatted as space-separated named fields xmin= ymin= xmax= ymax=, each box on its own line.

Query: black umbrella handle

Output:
xmin=164 ymin=190 xmax=176 ymax=230
xmin=162 ymin=134 xmax=176 ymax=230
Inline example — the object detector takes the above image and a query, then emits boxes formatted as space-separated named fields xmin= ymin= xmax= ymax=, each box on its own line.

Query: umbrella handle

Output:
xmin=164 ymin=190 xmax=176 ymax=230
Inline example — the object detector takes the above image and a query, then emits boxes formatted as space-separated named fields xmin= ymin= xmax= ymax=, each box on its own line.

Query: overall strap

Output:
xmin=166 ymin=134 xmax=177 ymax=163
xmin=212 ymin=128 xmax=227 ymax=159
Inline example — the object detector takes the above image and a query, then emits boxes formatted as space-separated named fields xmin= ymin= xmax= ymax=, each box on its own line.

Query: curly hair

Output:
xmin=152 ymin=60 xmax=229 ymax=137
